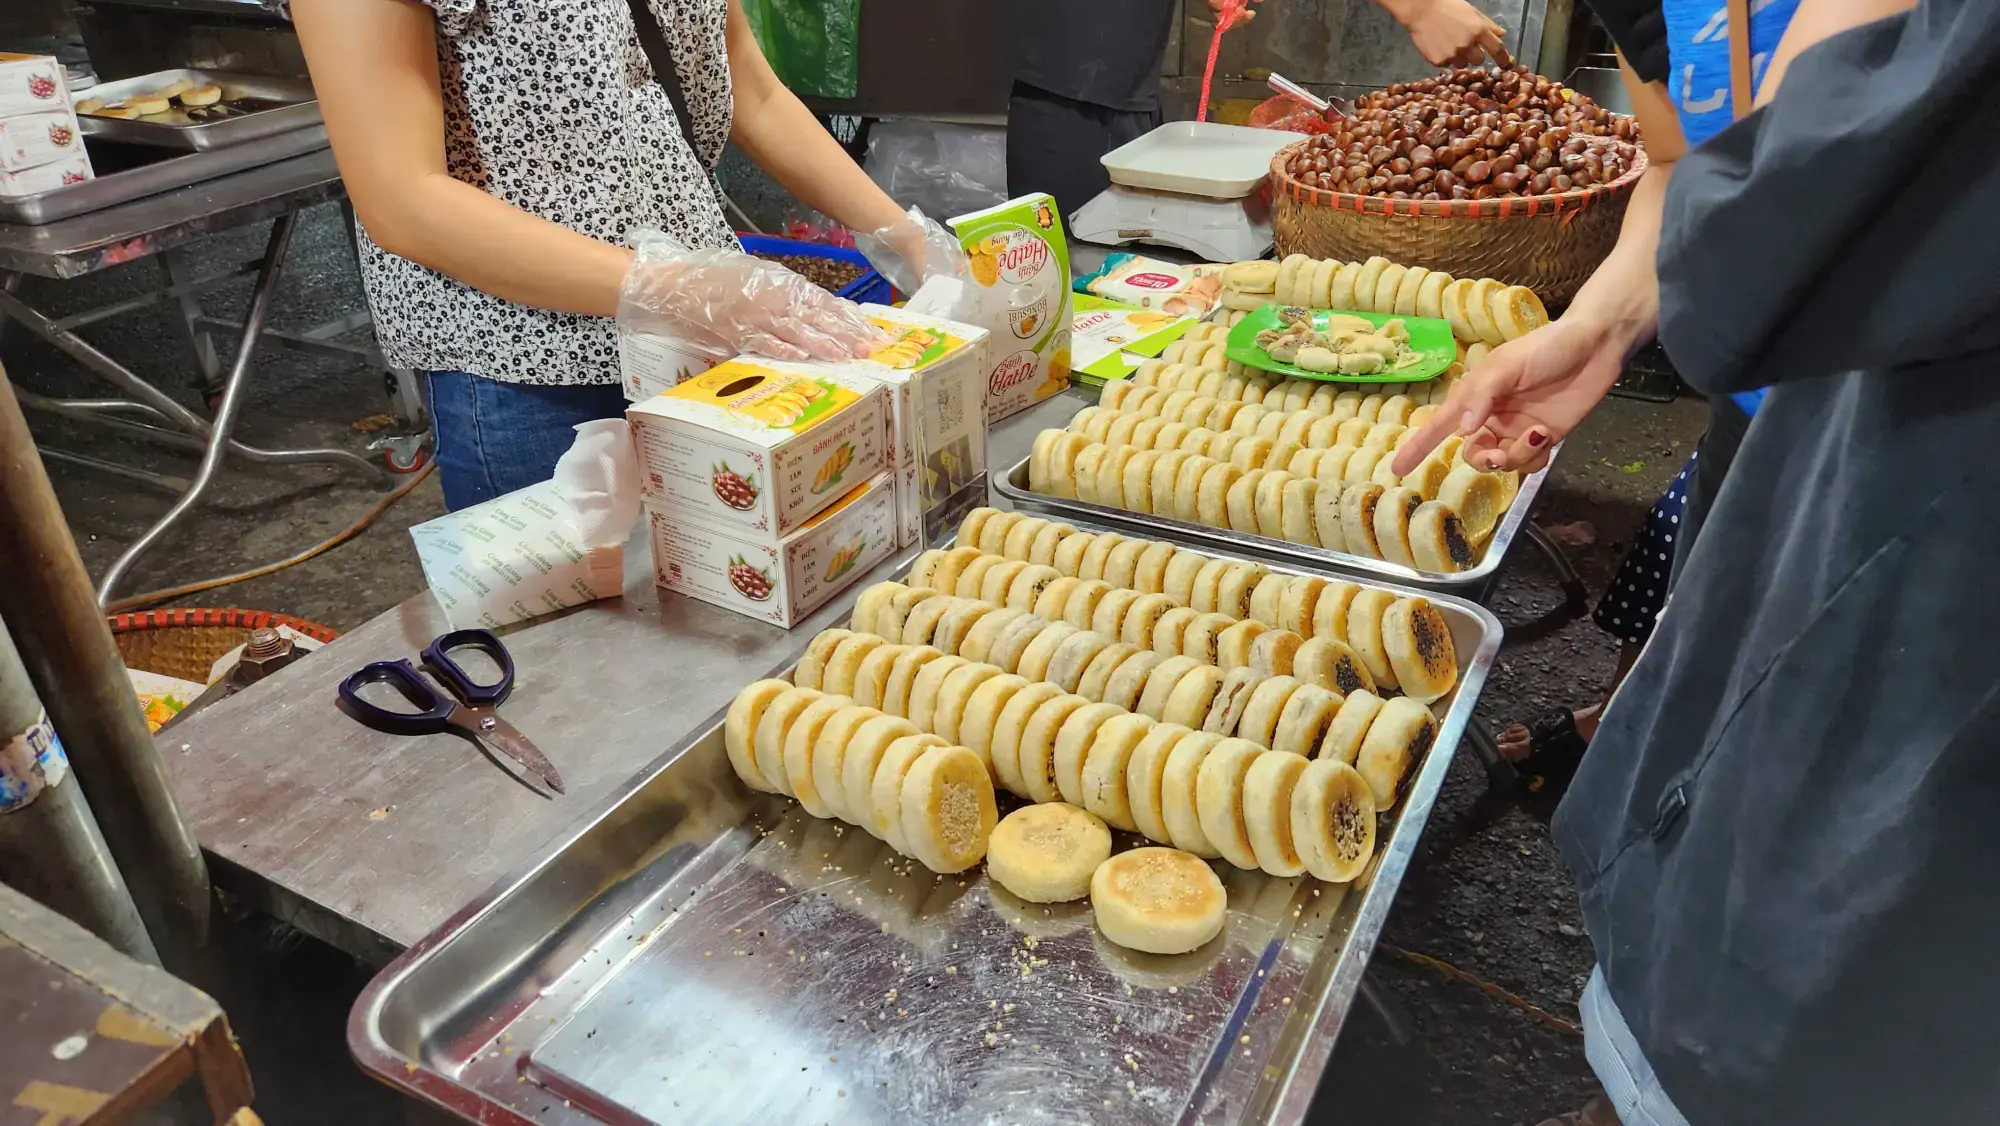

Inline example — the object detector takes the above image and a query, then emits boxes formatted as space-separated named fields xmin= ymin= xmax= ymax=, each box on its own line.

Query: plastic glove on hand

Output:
xmin=856 ymin=206 xmax=970 ymax=297
xmin=618 ymin=231 xmax=883 ymax=363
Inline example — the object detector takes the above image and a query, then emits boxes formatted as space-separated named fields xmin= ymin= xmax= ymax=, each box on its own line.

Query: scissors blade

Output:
xmin=458 ymin=709 xmax=566 ymax=795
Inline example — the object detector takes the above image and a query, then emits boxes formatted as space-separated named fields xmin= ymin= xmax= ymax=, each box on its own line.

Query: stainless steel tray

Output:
xmin=350 ymin=533 xmax=1502 ymax=1126
xmin=0 ymin=126 xmax=328 ymax=225
xmin=73 ymin=70 xmax=320 ymax=151
xmin=992 ymin=448 xmax=1555 ymax=593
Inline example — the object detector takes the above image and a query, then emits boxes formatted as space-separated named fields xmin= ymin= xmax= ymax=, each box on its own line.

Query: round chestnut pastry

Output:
xmin=1282 ymin=65 xmax=1641 ymax=202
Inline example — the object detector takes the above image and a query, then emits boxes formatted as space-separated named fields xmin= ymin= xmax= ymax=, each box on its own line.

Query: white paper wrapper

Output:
xmin=904 ymin=275 xmax=978 ymax=321
xmin=409 ymin=421 xmax=641 ymax=628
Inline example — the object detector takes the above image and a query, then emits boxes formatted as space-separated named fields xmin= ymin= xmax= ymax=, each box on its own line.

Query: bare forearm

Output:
xmin=731 ymin=84 xmax=903 ymax=235
xmin=362 ymin=175 xmax=633 ymax=318
xmin=723 ymin=0 xmax=901 ymax=235
xmin=1560 ymin=45 xmax=1686 ymax=357
xmin=1562 ymin=157 xmax=1673 ymax=354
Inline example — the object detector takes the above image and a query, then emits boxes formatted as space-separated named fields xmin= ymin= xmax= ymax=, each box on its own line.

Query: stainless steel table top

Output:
xmin=347 ymin=503 xmax=1501 ymax=1126
xmin=161 ymin=394 xmax=1085 ymax=964
xmin=0 ymin=127 xmax=329 ymax=229
xmin=0 ymin=146 xmax=340 ymax=279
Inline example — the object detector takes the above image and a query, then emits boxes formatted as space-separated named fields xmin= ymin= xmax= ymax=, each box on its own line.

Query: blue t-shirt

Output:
xmin=1663 ymin=0 xmax=1800 ymax=415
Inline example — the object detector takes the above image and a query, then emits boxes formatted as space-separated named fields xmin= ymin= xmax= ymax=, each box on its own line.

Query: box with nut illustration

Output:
xmin=647 ymin=471 xmax=896 ymax=628
xmin=626 ymin=357 xmax=887 ymax=539
xmin=0 ymin=150 xmax=90 ymax=198
xmin=852 ymin=303 xmax=990 ymax=548
xmin=948 ymin=193 xmax=1073 ymax=423
xmin=0 ymin=54 xmax=68 ymax=120
xmin=0 ymin=110 xmax=83 ymax=172
xmin=618 ymin=330 xmax=727 ymax=402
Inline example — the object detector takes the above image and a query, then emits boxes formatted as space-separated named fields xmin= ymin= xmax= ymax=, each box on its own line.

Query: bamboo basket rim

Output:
xmin=1269 ymin=138 xmax=1650 ymax=221
xmin=108 ymin=607 xmax=342 ymax=644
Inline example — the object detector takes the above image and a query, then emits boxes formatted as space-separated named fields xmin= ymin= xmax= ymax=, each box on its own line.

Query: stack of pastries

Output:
xmin=1028 ymin=311 xmax=1521 ymax=571
xmin=719 ymin=507 xmax=1465 ymax=896
xmin=1212 ymin=253 xmax=1549 ymax=351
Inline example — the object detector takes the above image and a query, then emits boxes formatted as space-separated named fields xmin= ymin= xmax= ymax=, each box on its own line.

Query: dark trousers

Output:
xmin=1006 ymin=81 xmax=1161 ymax=221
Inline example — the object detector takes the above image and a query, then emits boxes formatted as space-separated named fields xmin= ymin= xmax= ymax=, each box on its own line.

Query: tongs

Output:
xmin=1267 ymin=72 xmax=1355 ymax=122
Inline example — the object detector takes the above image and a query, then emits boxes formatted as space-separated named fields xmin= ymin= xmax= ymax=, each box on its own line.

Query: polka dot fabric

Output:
xmin=347 ymin=0 xmax=741 ymax=386
xmin=1592 ymin=455 xmax=1696 ymax=647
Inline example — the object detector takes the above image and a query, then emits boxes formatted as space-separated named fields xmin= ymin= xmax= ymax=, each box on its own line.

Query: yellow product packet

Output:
xmin=948 ymin=193 xmax=1072 ymax=423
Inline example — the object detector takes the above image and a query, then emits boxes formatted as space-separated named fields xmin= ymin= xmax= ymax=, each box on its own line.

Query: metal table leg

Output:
xmin=1522 ymin=521 xmax=1589 ymax=613
xmin=387 ymin=367 xmax=425 ymax=427
xmin=0 ymin=272 xmax=19 ymax=351
xmin=0 ymin=280 xmax=378 ymax=476
xmin=338 ymin=198 xmax=431 ymax=438
xmin=91 ymin=213 xmax=303 ymax=603
xmin=160 ymin=247 xmax=224 ymax=392
xmin=0 ymin=207 xmax=400 ymax=603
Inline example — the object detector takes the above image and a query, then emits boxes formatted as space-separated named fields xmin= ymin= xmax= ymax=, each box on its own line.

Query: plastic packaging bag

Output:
xmin=862 ymin=120 xmax=1008 ymax=223
xmin=741 ymin=0 xmax=859 ymax=99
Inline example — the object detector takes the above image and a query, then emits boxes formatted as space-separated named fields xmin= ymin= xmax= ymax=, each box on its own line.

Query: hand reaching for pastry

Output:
xmin=1392 ymin=316 xmax=1626 ymax=477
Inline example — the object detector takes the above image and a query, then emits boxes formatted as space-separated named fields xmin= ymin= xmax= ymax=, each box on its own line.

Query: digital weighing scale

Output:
xmin=1069 ymin=120 xmax=1307 ymax=263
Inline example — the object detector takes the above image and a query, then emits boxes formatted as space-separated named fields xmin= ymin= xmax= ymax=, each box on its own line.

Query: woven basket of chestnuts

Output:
xmin=1271 ymin=66 xmax=1646 ymax=306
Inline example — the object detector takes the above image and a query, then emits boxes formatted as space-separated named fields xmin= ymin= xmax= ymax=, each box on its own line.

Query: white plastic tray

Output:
xmin=1100 ymin=120 xmax=1308 ymax=199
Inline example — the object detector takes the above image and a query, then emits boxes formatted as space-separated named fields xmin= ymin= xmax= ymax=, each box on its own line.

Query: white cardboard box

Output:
xmin=626 ymin=356 xmax=888 ymax=539
xmin=647 ymin=471 xmax=897 ymax=628
xmin=0 ymin=110 xmax=82 ymax=172
xmin=0 ymin=54 xmax=67 ymax=120
xmin=852 ymin=304 xmax=990 ymax=547
xmin=0 ymin=150 xmax=90 ymax=198
xmin=618 ymin=331 xmax=726 ymax=402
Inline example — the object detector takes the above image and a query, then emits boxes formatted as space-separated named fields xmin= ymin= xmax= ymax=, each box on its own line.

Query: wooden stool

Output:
xmin=0 ymin=882 xmax=257 ymax=1125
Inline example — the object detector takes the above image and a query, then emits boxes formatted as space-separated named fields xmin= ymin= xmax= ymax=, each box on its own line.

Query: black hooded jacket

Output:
xmin=1554 ymin=2 xmax=2000 ymax=1122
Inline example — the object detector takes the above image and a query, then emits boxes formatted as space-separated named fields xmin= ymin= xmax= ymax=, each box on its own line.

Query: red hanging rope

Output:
xmin=1197 ymin=0 xmax=1249 ymax=123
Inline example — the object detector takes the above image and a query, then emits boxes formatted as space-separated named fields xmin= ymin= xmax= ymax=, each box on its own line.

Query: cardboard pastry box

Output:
xmin=647 ymin=471 xmax=896 ymax=627
xmin=853 ymin=304 xmax=990 ymax=546
xmin=627 ymin=357 xmax=888 ymax=540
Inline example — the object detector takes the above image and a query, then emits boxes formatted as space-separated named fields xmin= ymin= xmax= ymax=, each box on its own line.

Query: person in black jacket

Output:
xmin=1400 ymin=1 xmax=2000 ymax=1123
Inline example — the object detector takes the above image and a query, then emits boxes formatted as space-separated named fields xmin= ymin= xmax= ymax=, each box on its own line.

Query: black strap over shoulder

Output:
xmin=1584 ymin=0 xmax=1671 ymax=86
xmin=626 ymin=0 xmax=708 ymax=166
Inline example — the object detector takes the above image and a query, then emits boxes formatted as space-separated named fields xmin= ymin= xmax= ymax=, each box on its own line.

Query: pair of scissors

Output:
xmin=335 ymin=628 xmax=566 ymax=797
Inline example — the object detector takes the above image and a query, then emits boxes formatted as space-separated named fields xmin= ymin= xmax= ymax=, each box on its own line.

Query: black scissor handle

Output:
xmin=338 ymin=659 xmax=456 ymax=735
xmin=421 ymin=628 xmax=515 ymax=707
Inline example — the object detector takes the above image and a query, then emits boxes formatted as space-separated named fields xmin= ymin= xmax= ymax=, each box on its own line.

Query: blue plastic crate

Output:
xmin=738 ymin=234 xmax=892 ymax=306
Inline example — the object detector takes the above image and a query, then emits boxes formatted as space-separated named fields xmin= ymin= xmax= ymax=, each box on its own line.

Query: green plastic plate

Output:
xmin=1224 ymin=304 xmax=1456 ymax=384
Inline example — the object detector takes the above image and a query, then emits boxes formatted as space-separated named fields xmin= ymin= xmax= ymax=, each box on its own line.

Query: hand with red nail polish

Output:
xmin=1391 ymin=315 xmax=1632 ymax=477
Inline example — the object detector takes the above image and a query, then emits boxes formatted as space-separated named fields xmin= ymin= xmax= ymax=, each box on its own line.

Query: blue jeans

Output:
xmin=425 ymin=372 xmax=628 ymax=511
xmin=1581 ymin=966 xmax=1692 ymax=1126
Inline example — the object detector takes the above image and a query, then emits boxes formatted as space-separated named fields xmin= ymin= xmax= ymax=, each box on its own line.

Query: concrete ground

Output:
xmin=3 ymin=199 xmax=1706 ymax=1125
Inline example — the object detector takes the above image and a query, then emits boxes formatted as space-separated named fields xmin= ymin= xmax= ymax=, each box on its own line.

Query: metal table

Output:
xmin=0 ymin=141 xmax=413 ymax=604
xmin=159 ymin=394 xmax=1083 ymax=967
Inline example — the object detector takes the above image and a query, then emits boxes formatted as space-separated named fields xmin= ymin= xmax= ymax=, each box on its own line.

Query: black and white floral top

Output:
xmin=357 ymin=0 xmax=739 ymax=386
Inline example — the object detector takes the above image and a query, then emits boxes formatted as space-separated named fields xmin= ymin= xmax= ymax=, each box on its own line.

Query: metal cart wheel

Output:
xmin=370 ymin=432 xmax=431 ymax=473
